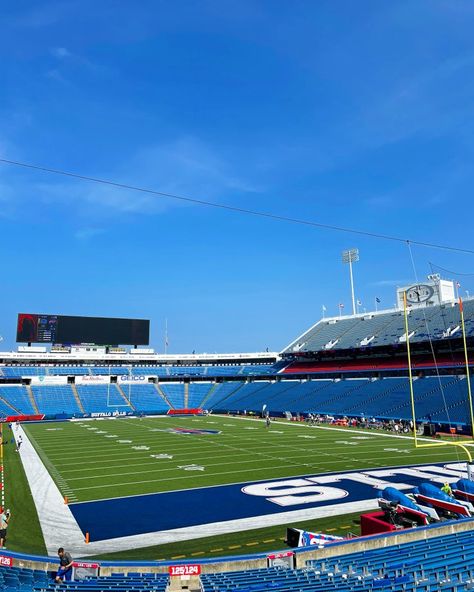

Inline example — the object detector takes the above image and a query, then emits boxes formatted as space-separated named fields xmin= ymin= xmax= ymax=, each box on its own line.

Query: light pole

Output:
xmin=342 ymin=248 xmax=359 ymax=315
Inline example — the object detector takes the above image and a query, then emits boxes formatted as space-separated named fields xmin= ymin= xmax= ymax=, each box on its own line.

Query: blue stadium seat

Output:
xmin=31 ymin=385 xmax=81 ymax=416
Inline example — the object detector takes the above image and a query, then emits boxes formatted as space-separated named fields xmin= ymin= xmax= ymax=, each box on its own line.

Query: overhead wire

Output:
xmin=428 ymin=262 xmax=474 ymax=277
xmin=1 ymin=157 xmax=474 ymax=255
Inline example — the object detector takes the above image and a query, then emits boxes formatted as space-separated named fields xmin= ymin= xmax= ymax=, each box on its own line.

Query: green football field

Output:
xmin=10 ymin=416 xmax=472 ymax=560
xmin=24 ymin=415 xmax=465 ymax=504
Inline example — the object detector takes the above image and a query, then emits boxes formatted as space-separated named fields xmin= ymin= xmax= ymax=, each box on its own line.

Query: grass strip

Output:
xmin=2 ymin=423 xmax=46 ymax=555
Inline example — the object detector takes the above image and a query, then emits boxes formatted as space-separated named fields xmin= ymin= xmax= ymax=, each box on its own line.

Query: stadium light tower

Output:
xmin=342 ymin=248 xmax=359 ymax=315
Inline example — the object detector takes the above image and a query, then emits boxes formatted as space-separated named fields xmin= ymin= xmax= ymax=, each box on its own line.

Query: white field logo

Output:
xmin=242 ymin=463 xmax=469 ymax=507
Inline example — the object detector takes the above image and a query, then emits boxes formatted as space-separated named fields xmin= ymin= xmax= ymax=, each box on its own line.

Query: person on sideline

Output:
xmin=0 ymin=507 xmax=10 ymax=549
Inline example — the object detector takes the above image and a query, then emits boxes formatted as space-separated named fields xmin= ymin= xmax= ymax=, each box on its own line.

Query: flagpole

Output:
xmin=164 ymin=318 xmax=168 ymax=355
xmin=375 ymin=297 xmax=378 ymax=312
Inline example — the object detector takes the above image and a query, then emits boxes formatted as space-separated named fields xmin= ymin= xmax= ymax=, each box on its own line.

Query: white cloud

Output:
xmin=35 ymin=136 xmax=263 ymax=217
xmin=50 ymin=47 xmax=71 ymax=59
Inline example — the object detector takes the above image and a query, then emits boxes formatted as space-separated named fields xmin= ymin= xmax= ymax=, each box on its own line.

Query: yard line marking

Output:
xmin=39 ymin=441 xmax=457 ymax=484
xmin=70 ymin=463 xmax=317 ymax=491
xmin=177 ymin=464 xmax=205 ymax=471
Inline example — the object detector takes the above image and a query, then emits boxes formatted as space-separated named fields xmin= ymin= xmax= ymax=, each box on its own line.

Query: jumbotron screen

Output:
xmin=16 ymin=314 xmax=150 ymax=345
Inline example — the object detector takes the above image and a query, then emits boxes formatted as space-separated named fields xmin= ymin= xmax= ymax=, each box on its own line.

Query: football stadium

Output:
xmin=2 ymin=281 xmax=474 ymax=591
xmin=3 ymin=2 xmax=474 ymax=591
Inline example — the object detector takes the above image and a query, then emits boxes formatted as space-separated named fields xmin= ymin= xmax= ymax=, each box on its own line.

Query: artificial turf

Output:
xmin=1 ymin=423 xmax=46 ymax=555
xmin=89 ymin=511 xmax=363 ymax=561
xmin=23 ymin=415 xmax=465 ymax=503
xmin=9 ymin=415 xmax=470 ymax=559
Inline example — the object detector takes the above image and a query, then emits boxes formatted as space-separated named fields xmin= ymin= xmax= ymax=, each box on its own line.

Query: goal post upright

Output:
xmin=459 ymin=296 xmax=474 ymax=439
xmin=403 ymin=291 xmax=418 ymax=447
xmin=403 ymin=291 xmax=474 ymax=469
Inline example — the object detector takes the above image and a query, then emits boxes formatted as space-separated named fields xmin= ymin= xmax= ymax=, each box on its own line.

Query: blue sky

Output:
xmin=1 ymin=0 xmax=474 ymax=352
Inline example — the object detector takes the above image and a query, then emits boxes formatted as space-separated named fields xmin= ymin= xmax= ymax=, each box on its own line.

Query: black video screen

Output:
xmin=17 ymin=314 xmax=149 ymax=345
xmin=16 ymin=314 xmax=58 ymax=343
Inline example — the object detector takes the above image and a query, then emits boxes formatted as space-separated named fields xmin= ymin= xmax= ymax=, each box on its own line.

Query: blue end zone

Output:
xmin=69 ymin=462 xmax=463 ymax=541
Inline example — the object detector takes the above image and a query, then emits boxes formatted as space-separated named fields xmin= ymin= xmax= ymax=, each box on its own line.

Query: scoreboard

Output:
xmin=16 ymin=313 xmax=150 ymax=346
xmin=16 ymin=314 xmax=58 ymax=343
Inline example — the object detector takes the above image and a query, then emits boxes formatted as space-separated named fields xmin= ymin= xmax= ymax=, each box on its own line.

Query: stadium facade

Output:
xmin=2 ymin=278 xmax=474 ymax=591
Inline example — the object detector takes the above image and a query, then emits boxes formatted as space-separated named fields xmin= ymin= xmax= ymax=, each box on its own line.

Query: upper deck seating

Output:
xmin=285 ymin=299 xmax=474 ymax=354
xmin=0 ymin=366 xmax=47 ymax=377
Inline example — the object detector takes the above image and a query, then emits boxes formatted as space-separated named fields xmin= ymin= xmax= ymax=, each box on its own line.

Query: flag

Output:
xmin=457 ymin=282 xmax=461 ymax=288
xmin=322 ymin=305 xmax=327 ymax=312
xmin=339 ymin=303 xmax=344 ymax=309
xmin=375 ymin=297 xmax=381 ymax=303
xmin=357 ymin=299 xmax=362 ymax=306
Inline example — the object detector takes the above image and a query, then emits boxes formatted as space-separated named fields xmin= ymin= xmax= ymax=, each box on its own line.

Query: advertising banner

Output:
xmin=0 ymin=414 xmax=45 ymax=423
xmin=75 ymin=376 xmax=111 ymax=385
xmin=90 ymin=410 xmax=131 ymax=418
xmin=30 ymin=376 xmax=69 ymax=386
xmin=117 ymin=375 xmax=152 ymax=385
xmin=167 ymin=408 xmax=203 ymax=415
